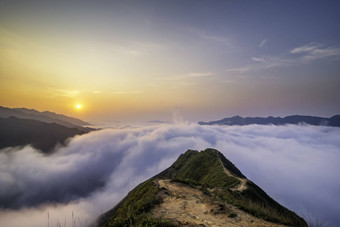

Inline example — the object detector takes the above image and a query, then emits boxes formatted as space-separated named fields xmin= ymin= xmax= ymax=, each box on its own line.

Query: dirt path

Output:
xmin=231 ymin=178 xmax=247 ymax=192
xmin=219 ymin=160 xmax=248 ymax=192
xmin=153 ymin=179 xmax=285 ymax=227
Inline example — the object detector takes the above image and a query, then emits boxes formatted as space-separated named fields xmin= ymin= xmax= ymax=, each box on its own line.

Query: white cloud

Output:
xmin=259 ymin=38 xmax=267 ymax=48
xmin=187 ymin=72 xmax=213 ymax=77
xmin=0 ymin=124 xmax=339 ymax=226
xmin=251 ymin=57 xmax=266 ymax=62
xmin=227 ymin=57 xmax=292 ymax=73
xmin=291 ymin=43 xmax=322 ymax=54
xmin=291 ymin=43 xmax=340 ymax=61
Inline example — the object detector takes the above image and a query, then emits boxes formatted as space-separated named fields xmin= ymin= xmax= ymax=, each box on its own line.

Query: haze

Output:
xmin=1 ymin=0 xmax=340 ymax=122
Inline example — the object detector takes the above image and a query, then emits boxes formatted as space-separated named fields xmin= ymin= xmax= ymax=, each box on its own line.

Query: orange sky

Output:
xmin=1 ymin=1 xmax=339 ymax=122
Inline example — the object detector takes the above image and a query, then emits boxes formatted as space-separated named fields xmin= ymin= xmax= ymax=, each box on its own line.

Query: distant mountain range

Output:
xmin=98 ymin=149 xmax=307 ymax=226
xmin=0 ymin=106 xmax=90 ymax=131
xmin=0 ymin=106 xmax=94 ymax=153
xmin=199 ymin=115 xmax=340 ymax=127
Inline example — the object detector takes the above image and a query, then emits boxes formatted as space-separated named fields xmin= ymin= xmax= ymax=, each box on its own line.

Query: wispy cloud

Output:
xmin=45 ymin=88 xmax=103 ymax=97
xmin=225 ymin=66 xmax=252 ymax=74
xmin=114 ymin=90 xmax=142 ymax=95
xmin=187 ymin=72 xmax=213 ymax=77
xmin=227 ymin=42 xmax=340 ymax=74
xmin=190 ymin=29 xmax=232 ymax=47
xmin=252 ymin=56 xmax=291 ymax=67
xmin=157 ymin=72 xmax=213 ymax=90
xmin=291 ymin=43 xmax=340 ymax=61
xmin=259 ymin=38 xmax=267 ymax=48
xmin=161 ymin=72 xmax=213 ymax=80
xmin=226 ymin=57 xmax=292 ymax=73
xmin=45 ymin=88 xmax=81 ymax=97
xmin=113 ymin=46 xmax=146 ymax=57
xmin=110 ymin=42 xmax=166 ymax=57
xmin=251 ymin=57 xmax=266 ymax=62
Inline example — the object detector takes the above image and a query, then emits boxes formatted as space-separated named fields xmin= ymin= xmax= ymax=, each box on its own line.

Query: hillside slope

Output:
xmin=0 ymin=117 xmax=87 ymax=153
xmin=98 ymin=149 xmax=307 ymax=227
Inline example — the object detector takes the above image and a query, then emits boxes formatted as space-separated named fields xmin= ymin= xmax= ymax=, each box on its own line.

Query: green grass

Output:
xmin=213 ymin=186 xmax=306 ymax=226
xmin=161 ymin=149 xmax=240 ymax=189
xmin=101 ymin=180 xmax=176 ymax=227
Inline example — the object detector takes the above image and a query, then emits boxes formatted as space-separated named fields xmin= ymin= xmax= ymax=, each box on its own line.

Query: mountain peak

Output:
xmin=98 ymin=149 xmax=307 ymax=227
xmin=157 ymin=148 xmax=245 ymax=188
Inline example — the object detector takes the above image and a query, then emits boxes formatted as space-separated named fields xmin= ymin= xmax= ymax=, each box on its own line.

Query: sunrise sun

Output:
xmin=75 ymin=104 xmax=82 ymax=110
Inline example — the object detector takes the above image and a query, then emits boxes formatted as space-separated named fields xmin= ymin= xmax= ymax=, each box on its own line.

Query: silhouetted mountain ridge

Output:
xmin=0 ymin=117 xmax=88 ymax=153
xmin=0 ymin=106 xmax=95 ymax=153
xmin=199 ymin=114 xmax=340 ymax=127
xmin=0 ymin=106 xmax=91 ymax=131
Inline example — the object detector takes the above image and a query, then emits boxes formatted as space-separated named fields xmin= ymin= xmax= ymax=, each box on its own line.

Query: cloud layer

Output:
xmin=0 ymin=123 xmax=339 ymax=226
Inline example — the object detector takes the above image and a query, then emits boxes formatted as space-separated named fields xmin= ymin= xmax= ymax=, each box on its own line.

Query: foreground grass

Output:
xmin=100 ymin=180 xmax=175 ymax=227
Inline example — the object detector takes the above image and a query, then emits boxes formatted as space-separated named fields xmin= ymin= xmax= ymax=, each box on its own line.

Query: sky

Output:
xmin=1 ymin=123 xmax=339 ymax=226
xmin=0 ymin=0 xmax=340 ymax=122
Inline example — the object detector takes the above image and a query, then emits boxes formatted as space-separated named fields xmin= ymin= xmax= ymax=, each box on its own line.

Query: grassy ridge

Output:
xmin=158 ymin=148 xmax=307 ymax=226
xmin=159 ymin=149 xmax=240 ymax=188
xmin=98 ymin=148 xmax=307 ymax=227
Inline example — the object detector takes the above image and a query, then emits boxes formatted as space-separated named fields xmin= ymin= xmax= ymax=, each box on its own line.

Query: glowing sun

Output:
xmin=75 ymin=104 xmax=82 ymax=110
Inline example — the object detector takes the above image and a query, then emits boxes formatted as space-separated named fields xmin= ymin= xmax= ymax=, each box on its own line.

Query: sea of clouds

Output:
xmin=0 ymin=123 xmax=339 ymax=227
